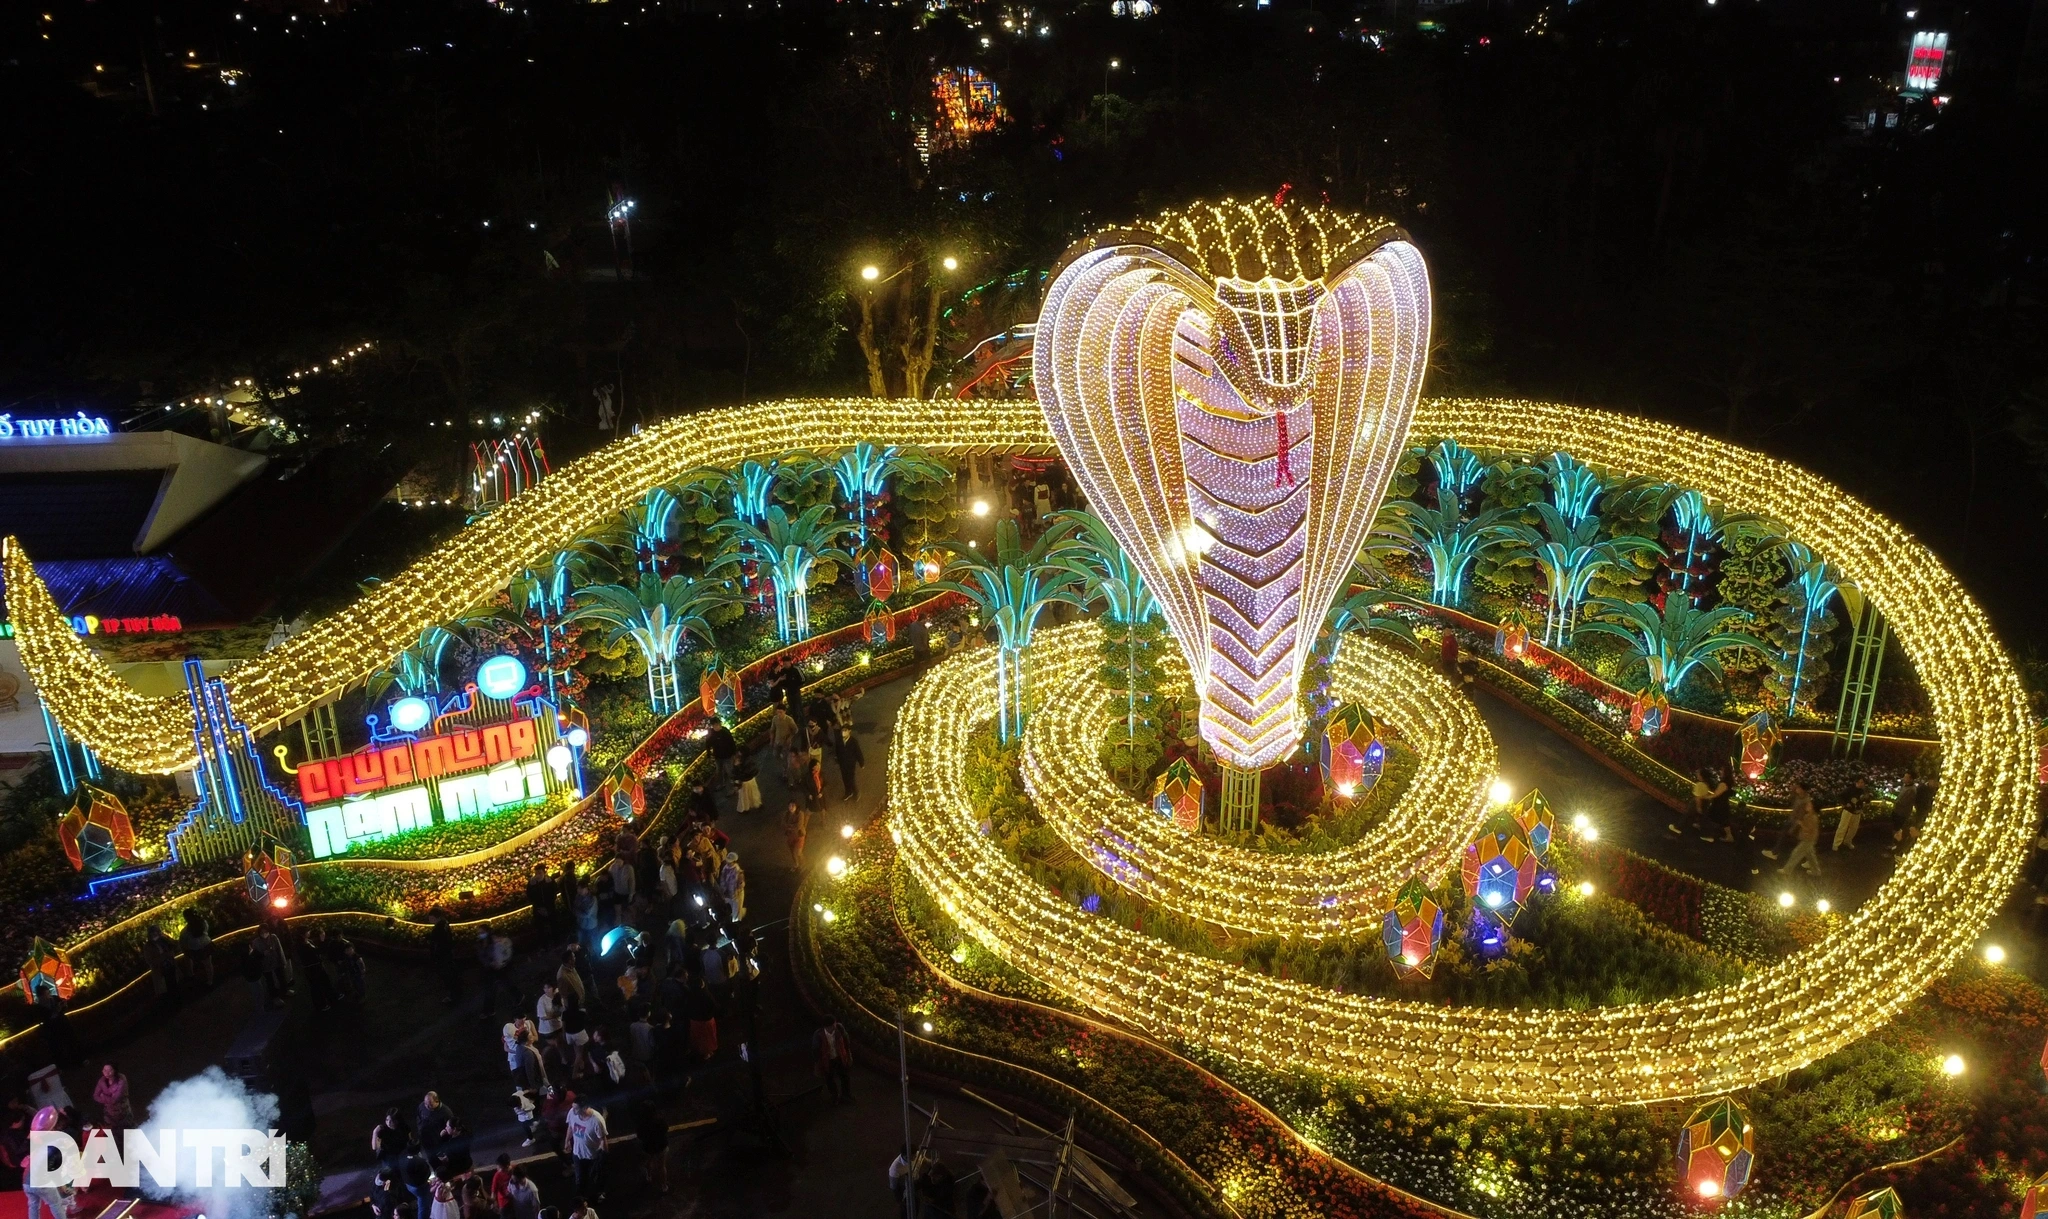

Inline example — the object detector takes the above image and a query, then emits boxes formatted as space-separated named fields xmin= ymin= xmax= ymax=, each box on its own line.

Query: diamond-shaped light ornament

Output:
xmin=1494 ymin=607 xmax=1534 ymax=661
xmin=1844 ymin=1188 xmax=1905 ymax=1219
xmin=1508 ymin=789 xmax=1556 ymax=862
xmin=1034 ymin=200 xmax=1431 ymax=776
xmin=19 ymin=939 xmax=75 ymax=1003
xmin=2020 ymin=1169 xmax=2048 ymax=1219
xmin=1151 ymin=758 xmax=1204 ymax=832
xmin=864 ymin=599 xmax=898 ymax=646
xmin=1631 ymin=687 xmax=1672 ymax=737
xmin=57 ymin=784 xmax=137 ymax=873
xmin=859 ymin=547 xmax=898 ymax=602
xmin=1320 ymin=703 xmax=1388 ymax=800
xmin=1674 ymin=1096 xmax=1755 ymax=1203
xmin=1381 ymin=877 xmax=1444 ymax=979
xmin=1738 ymin=708 xmax=1779 ymax=781
xmin=1461 ymin=810 xmax=1538 ymax=924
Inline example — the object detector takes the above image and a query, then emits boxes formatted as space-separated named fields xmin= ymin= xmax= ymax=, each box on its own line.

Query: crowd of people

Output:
xmin=363 ymin=668 xmax=874 ymax=1219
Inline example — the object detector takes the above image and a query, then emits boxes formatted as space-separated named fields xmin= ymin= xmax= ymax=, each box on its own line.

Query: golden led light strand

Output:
xmin=1019 ymin=621 xmax=1494 ymax=938
xmin=7 ymin=393 xmax=2036 ymax=1106
xmin=5 ymin=398 xmax=1060 ymax=773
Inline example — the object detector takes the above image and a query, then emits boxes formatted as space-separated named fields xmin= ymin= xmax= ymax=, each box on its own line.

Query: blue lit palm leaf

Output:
xmin=716 ymin=503 xmax=854 ymax=642
xmin=1578 ymin=594 xmax=1763 ymax=695
xmin=1378 ymin=499 xmax=1518 ymax=607
xmin=930 ymin=518 xmax=1087 ymax=742
xmin=1506 ymin=503 xmax=1663 ymax=647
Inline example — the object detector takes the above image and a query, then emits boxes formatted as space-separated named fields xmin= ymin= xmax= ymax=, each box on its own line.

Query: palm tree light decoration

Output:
xmin=726 ymin=459 xmax=780 ymax=526
xmin=1034 ymin=201 xmax=1431 ymax=827
xmin=1777 ymin=541 xmax=1840 ymax=715
xmin=567 ymin=574 xmax=736 ymax=713
xmin=1579 ymin=593 xmax=1763 ymax=703
xmin=622 ymin=486 xmax=682 ymax=573
xmin=1509 ymin=503 xmax=1662 ymax=647
xmin=508 ymin=536 xmax=620 ymax=702
xmin=1380 ymin=499 xmax=1514 ymax=607
xmin=719 ymin=504 xmax=853 ymax=643
xmin=829 ymin=442 xmax=949 ymax=548
xmin=1542 ymin=451 xmax=1605 ymax=528
xmin=1664 ymin=490 xmax=1759 ymax=597
xmin=368 ymin=625 xmax=461 ymax=703
xmin=1048 ymin=508 xmax=1162 ymax=768
xmin=1428 ymin=439 xmax=1486 ymax=509
xmin=932 ymin=519 xmax=1085 ymax=743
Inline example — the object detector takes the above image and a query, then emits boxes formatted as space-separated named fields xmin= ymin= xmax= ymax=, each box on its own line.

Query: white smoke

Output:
xmin=137 ymin=1067 xmax=284 ymax=1219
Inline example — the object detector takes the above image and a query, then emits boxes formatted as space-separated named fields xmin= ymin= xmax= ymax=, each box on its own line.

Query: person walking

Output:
xmin=143 ymin=926 xmax=182 ymax=1003
xmin=1678 ymin=768 xmax=1712 ymax=836
xmin=770 ymin=705 xmax=799 ymax=785
xmin=179 ymin=909 xmax=215 ymax=988
xmin=429 ymin=910 xmax=459 ymax=1005
xmin=572 ymin=883 xmax=602 ymax=962
xmin=1888 ymin=773 xmax=1925 ymax=854
xmin=478 ymin=926 xmax=517 ymax=1014
xmin=833 ymin=721 xmax=866 ymax=804
xmin=813 ymin=1016 xmax=853 ymax=1102
xmin=564 ymin=1100 xmax=609 ymax=1200
xmin=256 ymin=924 xmax=292 ymax=1007
xmin=684 ymin=975 xmax=718 ymax=1063
xmin=429 ymin=1174 xmax=461 ymax=1219
xmin=717 ymin=852 xmax=745 ymax=924
xmin=93 ymin=1062 xmax=134 ymax=1129
xmin=1779 ymin=782 xmax=1822 ymax=877
xmin=1833 ymin=777 xmax=1871 ymax=851
xmin=735 ymin=748 xmax=762 ymax=814
xmin=783 ymin=800 xmax=809 ymax=873
xmin=555 ymin=950 xmax=588 ymax=1011
xmin=527 ymin=866 xmax=557 ymax=941
xmin=632 ymin=1097 xmax=669 ymax=1194
xmin=1705 ymin=768 xmax=1735 ymax=843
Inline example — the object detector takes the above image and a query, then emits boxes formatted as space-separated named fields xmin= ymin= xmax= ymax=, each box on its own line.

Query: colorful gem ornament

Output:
xmin=1844 ymin=1187 xmax=1905 ymax=1219
xmin=19 ymin=939 xmax=75 ymax=1003
xmin=1674 ymin=1096 xmax=1755 ymax=1201
xmin=1151 ymin=758 xmax=1204 ymax=832
xmin=1461 ymin=810 xmax=1539 ymax=924
xmin=1494 ymin=608 xmax=1534 ymax=661
xmin=1739 ymin=708 xmax=1779 ymax=781
xmin=865 ymin=600 xmax=898 ymax=646
xmin=698 ymin=661 xmax=743 ymax=718
xmin=861 ymin=547 xmax=899 ymax=602
xmin=1381 ymin=877 xmax=1445 ymax=979
xmin=57 ymin=784 xmax=137 ymax=873
xmin=1320 ymin=703 xmax=1388 ymax=799
xmin=601 ymin=767 xmax=646 ymax=822
xmin=1508 ymin=789 xmax=1556 ymax=861
xmin=245 ymin=842 xmax=299 ymax=910
xmin=2019 ymin=1169 xmax=2048 ymax=1219
xmin=1630 ymin=687 xmax=1672 ymax=737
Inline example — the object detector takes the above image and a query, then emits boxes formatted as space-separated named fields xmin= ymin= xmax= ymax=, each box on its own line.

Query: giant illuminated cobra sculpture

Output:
xmin=1034 ymin=202 xmax=1429 ymax=824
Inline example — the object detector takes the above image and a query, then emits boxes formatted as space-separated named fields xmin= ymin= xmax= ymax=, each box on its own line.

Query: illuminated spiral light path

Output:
xmin=6 ymin=396 xmax=2035 ymax=1106
xmin=1019 ymin=621 xmax=1494 ymax=939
